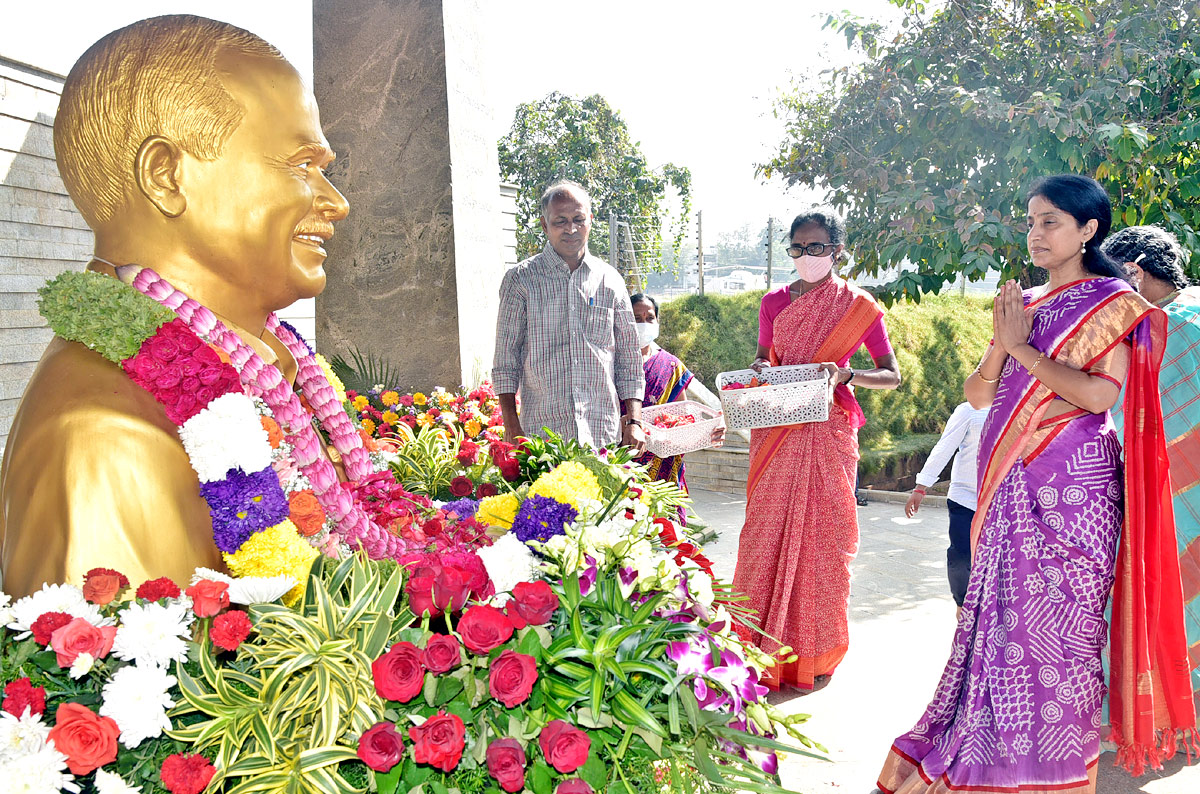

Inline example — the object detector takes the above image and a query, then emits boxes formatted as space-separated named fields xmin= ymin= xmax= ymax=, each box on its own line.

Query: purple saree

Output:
xmin=879 ymin=278 xmax=1192 ymax=794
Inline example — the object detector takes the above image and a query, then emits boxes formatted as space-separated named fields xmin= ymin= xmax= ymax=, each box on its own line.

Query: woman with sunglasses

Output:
xmin=733 ymin=205 xmax=901 ymax=693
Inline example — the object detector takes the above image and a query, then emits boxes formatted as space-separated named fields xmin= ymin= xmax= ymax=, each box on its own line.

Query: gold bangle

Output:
xmin=975 ymin=366 xmax=1000 ymax=384
xmin=1028 ymin=352 xmax=1045 ymax=376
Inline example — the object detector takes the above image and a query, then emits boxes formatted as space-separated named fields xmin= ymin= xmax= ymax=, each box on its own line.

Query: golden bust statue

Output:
xmin=0 ymin=15 xmax=348 ymax=596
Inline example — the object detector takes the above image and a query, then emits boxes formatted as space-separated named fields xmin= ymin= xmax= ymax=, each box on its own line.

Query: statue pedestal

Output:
xmin=313 ymin=0 xmax=500 ymax=388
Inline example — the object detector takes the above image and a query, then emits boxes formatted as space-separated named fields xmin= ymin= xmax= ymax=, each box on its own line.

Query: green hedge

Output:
xmin=658 ymin=290 xmax=992 ymax=451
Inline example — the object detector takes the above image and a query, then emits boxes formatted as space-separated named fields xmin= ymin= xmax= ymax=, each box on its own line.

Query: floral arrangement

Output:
xmin=649 ymin=414 xmax=697 ymax=429
xmin=346 ymin=383 xmax=502 ymax=446
xmin=15 ymin=269 xmax=819 ymax=793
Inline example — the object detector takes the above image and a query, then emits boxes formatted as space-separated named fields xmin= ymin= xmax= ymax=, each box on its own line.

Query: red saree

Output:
xmin=733 ymin=278 xmax=884 ymax=690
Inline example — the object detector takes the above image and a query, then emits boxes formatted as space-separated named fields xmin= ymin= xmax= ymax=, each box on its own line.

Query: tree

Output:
xmin=498 ymin=92 xmax=692 ymax=268
xmin=758 ymin=0 xmax=1200 ymax=304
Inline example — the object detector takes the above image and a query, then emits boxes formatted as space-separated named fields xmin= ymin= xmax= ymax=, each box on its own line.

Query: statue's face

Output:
xmin=176 ymin=50 xmax=348 ymax=311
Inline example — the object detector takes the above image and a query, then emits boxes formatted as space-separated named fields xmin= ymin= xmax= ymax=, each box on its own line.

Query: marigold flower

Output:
xmin=381 ymin=390 xmax=400 ymax=406
xmin=260 ymin=415 xmax=285 ymax=449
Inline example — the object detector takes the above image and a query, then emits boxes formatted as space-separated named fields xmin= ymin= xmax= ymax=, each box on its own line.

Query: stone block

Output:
xmin=314 ymin=0 xmax=500 ymax=390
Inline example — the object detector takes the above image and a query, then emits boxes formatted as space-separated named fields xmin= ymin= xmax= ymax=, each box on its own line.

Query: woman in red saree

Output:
xmin=732 ymin=206 xmax=901 ymax=691
xmin=878 ymin=175 xmax=1196 ymax=794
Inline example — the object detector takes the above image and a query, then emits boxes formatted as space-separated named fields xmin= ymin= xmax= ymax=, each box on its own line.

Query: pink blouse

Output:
xmin=757 ymin=285 xmax=893 ymax=364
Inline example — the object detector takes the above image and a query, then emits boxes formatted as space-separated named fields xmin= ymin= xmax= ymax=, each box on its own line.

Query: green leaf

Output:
xmin=529 ymin=760 xmax=554 ymax=794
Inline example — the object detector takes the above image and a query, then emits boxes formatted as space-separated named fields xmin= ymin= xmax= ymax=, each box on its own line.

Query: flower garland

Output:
xmin=38 ymin=269 xmax=406 ymax=564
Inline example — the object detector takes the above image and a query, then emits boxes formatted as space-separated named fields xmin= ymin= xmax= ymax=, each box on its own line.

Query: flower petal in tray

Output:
xmin=642 ymin=400 xmax=725 ymax=457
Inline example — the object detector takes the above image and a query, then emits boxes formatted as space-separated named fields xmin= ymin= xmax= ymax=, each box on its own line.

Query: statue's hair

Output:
xmin=53 ymin=14 xmax=284 ymax=227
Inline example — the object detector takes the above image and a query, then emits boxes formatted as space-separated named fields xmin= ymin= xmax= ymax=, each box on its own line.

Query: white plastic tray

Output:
xmin=715 ymin=364 xmax=833 ymax=429
xmin=642 ymin=400 xmax=724 ymax=457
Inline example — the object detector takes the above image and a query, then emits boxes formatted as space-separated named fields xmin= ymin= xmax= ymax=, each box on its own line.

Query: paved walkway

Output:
xmin=688 ymin=488 xmax=1198 ymax=794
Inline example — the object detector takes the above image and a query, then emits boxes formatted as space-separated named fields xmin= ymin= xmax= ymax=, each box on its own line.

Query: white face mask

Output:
xmin=794 ymin=254 xmax=833 ymax=282
xmin=636 ymin=321 xmax=659 ymax=348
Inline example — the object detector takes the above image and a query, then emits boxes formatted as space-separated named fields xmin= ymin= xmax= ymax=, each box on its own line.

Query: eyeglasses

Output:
xmin=785 ymin=242 xmax=837 ymax=258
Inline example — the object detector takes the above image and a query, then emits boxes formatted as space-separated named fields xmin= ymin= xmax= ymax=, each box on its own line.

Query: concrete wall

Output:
xmin=0 ymin=59 xmax=92 ymax=448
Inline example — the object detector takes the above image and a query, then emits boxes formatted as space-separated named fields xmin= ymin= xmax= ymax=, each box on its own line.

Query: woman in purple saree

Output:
xmin=878 ymin=176 xmax=1195 ymax=794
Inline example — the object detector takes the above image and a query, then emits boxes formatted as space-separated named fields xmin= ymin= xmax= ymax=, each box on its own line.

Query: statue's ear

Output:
xmin=134 ymin=136 xmax=187 ymax=218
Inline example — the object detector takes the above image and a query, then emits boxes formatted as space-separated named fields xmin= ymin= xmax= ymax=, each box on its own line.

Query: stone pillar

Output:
xmin=313 ymin=0 xmax=500 ymax=390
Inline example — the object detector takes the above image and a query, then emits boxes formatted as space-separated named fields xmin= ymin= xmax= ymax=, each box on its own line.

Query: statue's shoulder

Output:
xmin=10 ymin=337 xmax=176 ymax=445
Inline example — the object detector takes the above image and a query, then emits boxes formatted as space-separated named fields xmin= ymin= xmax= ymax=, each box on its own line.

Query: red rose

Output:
xmin=160 ymin=753 xmax=217 ymax=794
xmin=406 ymin=559 xmax=472 ymax=618
xmin=46 ymin=703 xmax=120 ymax=775
xmin=422 ymin=634 xmax=462 ymax=674
xmin=539 ymin=719 xmax=591 ymax=774
xmin=357 ymin=722 xmax=405 ymax=772
xmin=457 ymin=441 xmax=479 ymax=465
xmin=210 ymin=610 xmax=253 ymax=652
xmin=450 ymin=476 xmax=474 ymax=497
xmin=31 ymin=612 xmax=72 ymax=646
xmin=488 ymin=650 xmax=538 ymax=707
xmin=498 ymin=457 xmax=521 ymax=482
xmin=49 ymin=617 xmax=117 ymax=668
xmin=457 ymin=605 xmax=514 ymax=654
xmin=82 ymin=567 xmax=129 ymax=605
xmin=372 ymin=641 xmax=426 ymax=702
xmin=476 ymin=482 xmax=499 ymax=498
xmin=185 ymin=580 xmax=230 ymax=617
xmin=556 ymin=779 xmax=595 ymax=794
xmin=136 ymin=577 xmax=182 ymax=601
xmin=489 ymin=440 xmax=515 ymax=463
xmin=510 ymin=581 xmax=560 ymax=626
xmin=408 ymin=711 xmax=466 ymax=772
xmin=486 ymin=737 xmax=527 ymax=792
xmin=2 ymin=678 xmax=45 ymax=717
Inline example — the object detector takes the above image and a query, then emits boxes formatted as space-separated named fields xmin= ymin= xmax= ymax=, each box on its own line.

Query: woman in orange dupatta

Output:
xmin=878 ymin=175 xmax=1196 ymax=794
xmin=733 ymin=206 xmax=901 ymax=692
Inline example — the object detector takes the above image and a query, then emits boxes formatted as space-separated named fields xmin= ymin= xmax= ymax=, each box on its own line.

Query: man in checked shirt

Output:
xmin=492 ymin=180 xmax=646 ymax=452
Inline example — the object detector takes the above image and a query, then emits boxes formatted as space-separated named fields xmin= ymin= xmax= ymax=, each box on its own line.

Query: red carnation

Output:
xmin=457 ymin=441 xmax=480 ymax=465
xmin=449 ymin=475 xmax=474 ymax=497
xmin=476 ymin=482 xmax=498 ymax=499
xmin=210 ymin=610 xmax=253 ymax=652
xmin=30 ymin=612 xmax=72 ymax=646
xmin=457 ymin=604 xmax=514 ymax=655
xmin=3 ymin=678 xmax=45 ymax=717
xmin=82 ymin=567 xmax=129 ymax=605
xmin=408 ymin=711 xmax=466 ymax=772
xmin=185 ymin=580 xmax=230 ymax=617
xmin=357 ymin=722 xmax=405 ymax=772
xmin=486 ymin=737 xmax=527 ymax=792
xmin=539 ymin=719 xmax=591 ymax=774
xmin=371 ymin=641 xmax=426 ymax=703
xmin=136 ymin=577 xmax=182 ymax=601
xmin=422 ymin=634 xmax=463 ymax=674
xmin=488 ymin=650 xmax=538 ymax=707
xmin=160 ymin=753 xmax=217 ymax=794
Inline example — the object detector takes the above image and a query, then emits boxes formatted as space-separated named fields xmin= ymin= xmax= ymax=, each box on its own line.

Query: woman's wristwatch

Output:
xmin=844 ymin=369 xmax=856 ymax=385
xmin=626 ymin=418 xmax=643 ymax=428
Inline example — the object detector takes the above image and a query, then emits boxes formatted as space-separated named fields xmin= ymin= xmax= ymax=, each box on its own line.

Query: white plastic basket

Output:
xmin=715 ymin=364 xmax=833 ymax=430
xmin=642 ymin=400 xmax=725 ymax=458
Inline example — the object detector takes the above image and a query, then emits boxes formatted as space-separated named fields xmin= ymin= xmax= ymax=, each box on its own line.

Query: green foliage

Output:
xmin=759 ymin=0 xmax=1200 ymax=303
xmin=658 ymin=291 xmax=992 ymax=449
xmin=389 ymin=424 xmax=469 ymax=499
xmin=658 ymin=291 xmax=768 ymax=388
xmin=498 ymin=92 xmax=692 ymax=267
xmin=38 ymin=270 xmax=175 ymax=362
xmin=329 ymin=348 xmax=403 ymax=398
xmin=170 ymin=554 xmax=407 ymax=794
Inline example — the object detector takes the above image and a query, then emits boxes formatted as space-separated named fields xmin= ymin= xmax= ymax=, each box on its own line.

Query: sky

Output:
xmin=2 ymin=0 xmax=902 ymax=242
